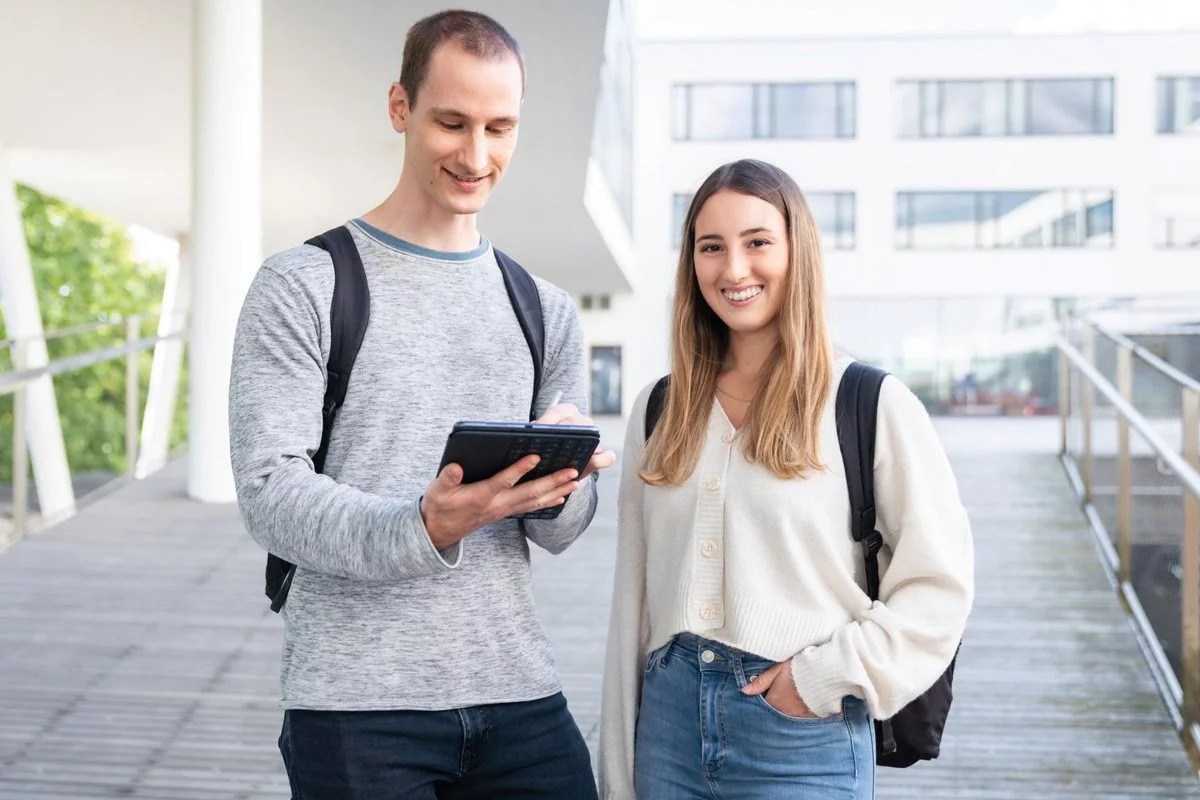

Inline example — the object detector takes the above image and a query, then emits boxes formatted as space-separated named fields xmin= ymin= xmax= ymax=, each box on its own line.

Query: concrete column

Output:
xmin=137 ymin=233 xmax=190 ymax=478
xmin=188 ymin=0 xmax=263 ymax=502
xmin=0 ymin=142 xmax=76 ymax=522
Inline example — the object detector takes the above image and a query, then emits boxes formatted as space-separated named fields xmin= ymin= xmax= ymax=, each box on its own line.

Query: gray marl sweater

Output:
xmin=229 ymin=220 xmax=598 ymax=710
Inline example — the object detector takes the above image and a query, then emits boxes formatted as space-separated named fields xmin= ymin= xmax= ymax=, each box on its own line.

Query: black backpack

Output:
xmin=264 ymin=225 xmax=545 ymax=613
xmin=644 ymin=361 xmax=958 ymax=768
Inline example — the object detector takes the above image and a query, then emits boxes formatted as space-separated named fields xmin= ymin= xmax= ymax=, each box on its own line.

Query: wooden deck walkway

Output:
xmin=0 ymin=419 xmax=1197 ymax=799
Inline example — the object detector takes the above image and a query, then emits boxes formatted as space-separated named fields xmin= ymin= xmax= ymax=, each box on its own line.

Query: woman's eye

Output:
xmin=749 ymin=239 xmax=771 ymax=248
xmin=699 ymin=244 xmax=722 ymax=253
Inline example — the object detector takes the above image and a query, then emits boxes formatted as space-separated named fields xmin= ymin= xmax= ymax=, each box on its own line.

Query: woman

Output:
xmin=598 ymin=159 xmax=973 ymax=799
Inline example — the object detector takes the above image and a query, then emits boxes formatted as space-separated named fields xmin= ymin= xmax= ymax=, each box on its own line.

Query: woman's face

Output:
xmin=692 ymin=189 xmax=790 ymax=337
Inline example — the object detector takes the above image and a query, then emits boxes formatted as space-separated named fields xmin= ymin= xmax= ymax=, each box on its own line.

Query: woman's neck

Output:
xmin=722 ymin=326 xmax=779 ymax=381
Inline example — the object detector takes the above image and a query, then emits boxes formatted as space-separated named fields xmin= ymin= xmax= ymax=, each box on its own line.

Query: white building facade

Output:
xmin=580 ymin=31 xmax=1200 ymax=416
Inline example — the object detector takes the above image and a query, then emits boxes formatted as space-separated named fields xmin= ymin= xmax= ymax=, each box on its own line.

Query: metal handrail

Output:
xmin=0 ymin=331 xmax=185 ymax=397
xmin=1058 ymin=335 xmax=1200 ymax=501
xmin=1094 ymin=323 xmax=1200 ymax=395
xmin=1058 ymin=320 xmax=1200 ymax=771
xmin=3 ymin=314 xmax=187 ymax=547
xmin=0 ymin=313 xmax=162 ymax=350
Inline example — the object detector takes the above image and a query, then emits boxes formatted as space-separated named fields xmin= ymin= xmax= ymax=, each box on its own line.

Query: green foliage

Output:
xmin=0 ymin=185 xmax=188 ymax=482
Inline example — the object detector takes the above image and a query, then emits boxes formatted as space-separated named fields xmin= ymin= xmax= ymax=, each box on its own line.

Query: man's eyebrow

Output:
xmin=429 ymin=108 xmax=519 ymax=126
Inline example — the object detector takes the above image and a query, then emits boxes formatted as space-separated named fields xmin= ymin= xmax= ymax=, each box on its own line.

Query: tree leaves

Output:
xmin=0 ymin=185 xmax=187 ymax=484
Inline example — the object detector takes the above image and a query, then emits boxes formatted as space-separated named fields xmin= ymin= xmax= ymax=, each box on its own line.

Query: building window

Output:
xmin=896 ymin=189 xmax=1115 ymax=249
xmin=672 ymin=81 xmax=855 ymax=141
xmin=1158 ymin=77 xmax=1200 ymax=134
xmin=1154 ymin=189 xmax=1200 ymax=247
xmin=590 ymin=346 xmax=622 ymax=415
xmin=673 ymin=191 xmax=855 ymax=250
xmin=897 ymin=78 xmax=1113 ymax=137
xmin=672 ymin=193 xmax=692 ymax=247
xmin=805 ymin=192 xmax=857 ymax=250
xmin=591 ymin=0 xmax=634 ymax=228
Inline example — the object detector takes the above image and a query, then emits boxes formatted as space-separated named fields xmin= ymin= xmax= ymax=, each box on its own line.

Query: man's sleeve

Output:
xmin=228 ymin=261 xmax=462 ymax=580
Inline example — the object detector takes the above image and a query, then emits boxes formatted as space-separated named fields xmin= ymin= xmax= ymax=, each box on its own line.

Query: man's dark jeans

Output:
xmin=279 ymin=692 xmax=598 ymax=799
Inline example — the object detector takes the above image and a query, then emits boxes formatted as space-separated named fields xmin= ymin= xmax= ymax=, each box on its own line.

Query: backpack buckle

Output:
xmin=862 ymin=529 xmax=884 ymax=559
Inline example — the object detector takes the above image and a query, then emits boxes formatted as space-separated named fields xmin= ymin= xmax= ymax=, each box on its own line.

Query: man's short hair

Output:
xmin=400 ymin=10 xmax=526 ymax=108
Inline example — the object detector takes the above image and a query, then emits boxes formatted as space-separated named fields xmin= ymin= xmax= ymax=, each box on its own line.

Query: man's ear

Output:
xmin=388 ymin=82 xmax=411 ymax=134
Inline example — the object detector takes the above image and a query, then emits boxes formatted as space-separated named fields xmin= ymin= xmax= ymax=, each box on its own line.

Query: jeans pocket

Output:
xmin=752 ymin=693 xmax=844 ymax=723
xmin=643 ymin=641 xmax=671 ymax=675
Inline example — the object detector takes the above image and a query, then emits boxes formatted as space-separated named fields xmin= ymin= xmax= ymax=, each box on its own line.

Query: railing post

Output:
xmin=1117 ymin=345 xmax=1133 ymax=585
xmin=1082 ymin=324 xmax=1095 ymax=503
xmin=11 ymin=339 xmax=28 ymax=543
xmin=125 ymin=315 xmax=140 ymax=478
xmin=1059 ymin=347 xmax=1070 ymax=457
xmin=1183 ymin=387 xmax=1200 ymax=730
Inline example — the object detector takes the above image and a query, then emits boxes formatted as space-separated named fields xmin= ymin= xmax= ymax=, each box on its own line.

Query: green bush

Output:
xmin=0 ymin=185 xmax=188 ymax=481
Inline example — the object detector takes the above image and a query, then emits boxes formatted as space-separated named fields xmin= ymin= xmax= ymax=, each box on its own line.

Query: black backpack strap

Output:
xmin=645 ymin=376 xmax=670 ymax=442
xmin=835 ymin=360 xmax=889 ymax=601
xmin=309 ymin=226 xmax=371 ymax=472
xmin=834 ymin=360 xmax=896 ymax=757
xmin=266 ymin=226 xmax=370 ymax=613
xmin=494 ymin=249 xmax=545 ymax=421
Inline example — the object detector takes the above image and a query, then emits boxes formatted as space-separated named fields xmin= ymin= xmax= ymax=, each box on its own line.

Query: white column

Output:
xmin=137 ymin=233 xmax=190 ymax=478
xmin=188 ymin=0 xmax=262 ymax=502
xmin=0 ymin=143 xmax=76 ymax=522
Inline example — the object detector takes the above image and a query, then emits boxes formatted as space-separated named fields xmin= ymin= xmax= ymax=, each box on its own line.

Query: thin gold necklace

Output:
xmin=716 ymin=384 xmax=754 ymax=403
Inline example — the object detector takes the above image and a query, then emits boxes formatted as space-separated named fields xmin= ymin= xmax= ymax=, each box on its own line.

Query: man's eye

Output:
xmin=440 ymin=122 xmax=464 ymax=131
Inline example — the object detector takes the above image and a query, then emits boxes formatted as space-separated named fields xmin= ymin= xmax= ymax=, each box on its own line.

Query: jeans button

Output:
xmin=701 ymin=650 xmax=715 ymax=664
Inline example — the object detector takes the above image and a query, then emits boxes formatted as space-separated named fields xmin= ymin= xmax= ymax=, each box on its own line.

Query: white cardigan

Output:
xmin=598 ymin=357 xmax=974 ymax=798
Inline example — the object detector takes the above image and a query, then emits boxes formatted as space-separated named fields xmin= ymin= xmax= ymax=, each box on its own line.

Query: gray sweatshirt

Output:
xmin=229 ymin=220 xmax=598 ymax=710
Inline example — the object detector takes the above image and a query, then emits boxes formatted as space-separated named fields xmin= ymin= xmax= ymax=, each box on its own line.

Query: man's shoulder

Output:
xmin=490 ymin=247 xmax=576 ymax=319
xmin=260 ymin=237 xmax=336 ymax=288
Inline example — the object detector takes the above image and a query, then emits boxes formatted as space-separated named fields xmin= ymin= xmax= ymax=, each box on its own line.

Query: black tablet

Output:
xmin=438 ymin=421 xmax=601 ymax=519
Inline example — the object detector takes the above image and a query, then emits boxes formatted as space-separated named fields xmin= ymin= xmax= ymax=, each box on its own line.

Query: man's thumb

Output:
xmin=440 ymin=463 xmax=463 ymax=487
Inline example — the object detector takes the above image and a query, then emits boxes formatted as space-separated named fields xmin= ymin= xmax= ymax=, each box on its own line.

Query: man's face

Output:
xmin=390 ymin=44 xmax=523 ymax=217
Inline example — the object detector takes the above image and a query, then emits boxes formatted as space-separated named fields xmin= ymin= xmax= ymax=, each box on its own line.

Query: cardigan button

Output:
xmin=699 ymin=604 xmax=718 ymax=620
xmin=705 ymin=476 xmax=721 ymax=492
xmin=701 ymin=540 xmax=718 ymax=558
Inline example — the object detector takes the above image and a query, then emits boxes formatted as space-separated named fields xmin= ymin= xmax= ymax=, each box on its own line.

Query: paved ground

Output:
xmin=0 ymin=418 xmax=1197 ymax=798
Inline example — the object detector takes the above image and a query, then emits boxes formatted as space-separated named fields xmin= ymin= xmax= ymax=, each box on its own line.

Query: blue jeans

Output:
xmin=279 ymin=692 xmax=597 ymax=799
xmin=635 ymin=633 xmax=875 ymax=800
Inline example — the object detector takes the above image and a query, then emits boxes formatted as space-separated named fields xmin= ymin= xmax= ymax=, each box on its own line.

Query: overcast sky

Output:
xmin=634 ymin=0 xmax=1200 ymax=40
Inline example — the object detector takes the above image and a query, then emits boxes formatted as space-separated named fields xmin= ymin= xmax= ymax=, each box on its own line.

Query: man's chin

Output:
xmin=442 ymin=196 xmax=489 ymax=216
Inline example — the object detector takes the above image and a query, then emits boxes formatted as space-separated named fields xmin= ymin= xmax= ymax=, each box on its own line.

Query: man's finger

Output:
xmin=741 ymin=662 xmax=784 ymax=696
xmin=485 ymin=455 xmax=541 ymax=491
xmin=438 ymin=463 xmax=464 ymax=488
xmin=580 ymin=448 xmax=616 ymax=479
xmin=536 ymin=403 xmax=581 ymax=425
xmin=515 ymin=480 xmax=580 ymax=515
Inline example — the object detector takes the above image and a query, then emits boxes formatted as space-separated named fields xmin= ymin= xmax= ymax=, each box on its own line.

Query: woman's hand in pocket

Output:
xmin=741 ymin=659 xmax=817 ymax=718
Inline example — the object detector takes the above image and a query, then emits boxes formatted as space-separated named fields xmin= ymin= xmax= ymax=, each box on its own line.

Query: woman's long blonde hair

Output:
xmin=640 ymin=159 xmax=833 ymax=485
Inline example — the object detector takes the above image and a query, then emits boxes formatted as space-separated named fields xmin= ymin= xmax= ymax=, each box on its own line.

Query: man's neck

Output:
xmin=360 ymin=183 xmax=480 ymax=253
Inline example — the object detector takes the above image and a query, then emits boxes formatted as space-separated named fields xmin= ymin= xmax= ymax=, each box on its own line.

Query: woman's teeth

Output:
xmin=723 ymin=287 xmax=762 ymax=302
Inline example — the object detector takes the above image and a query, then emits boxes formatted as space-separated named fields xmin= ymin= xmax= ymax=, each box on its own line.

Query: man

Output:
xmin=229 ymin=10 xmax=613 ymax=798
